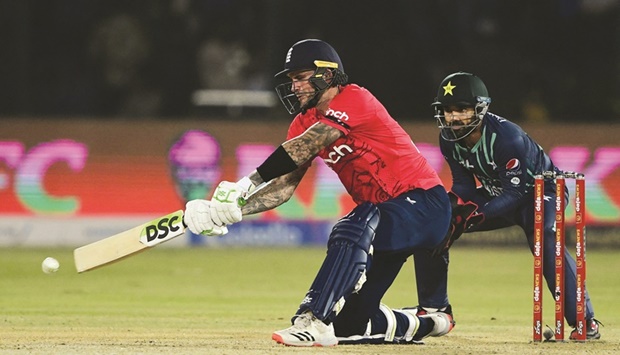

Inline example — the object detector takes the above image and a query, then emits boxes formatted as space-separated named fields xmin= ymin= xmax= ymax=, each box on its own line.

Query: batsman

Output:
xmin=432 ymin=71 xmax=601 ymax=340
xmin=184 ymin=39 xmax=455 ymax=346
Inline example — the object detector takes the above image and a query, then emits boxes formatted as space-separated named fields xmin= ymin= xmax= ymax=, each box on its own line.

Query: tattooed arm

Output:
xmin=281 ymin=121 xmax=343 ymax=165
xmin=183 ymin=121 xmax=342 ymax=235
xmin=241 ymin=121 xmax=342 ymax=215
xmin=241 ymin=166 xmax=307 ymax=215
xmin=246 ymin=121 xmax=343 ymax=187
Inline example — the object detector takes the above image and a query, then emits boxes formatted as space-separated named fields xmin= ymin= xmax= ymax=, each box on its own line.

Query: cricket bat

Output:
xmin=74 ymin=210 xmax=186 ymax=273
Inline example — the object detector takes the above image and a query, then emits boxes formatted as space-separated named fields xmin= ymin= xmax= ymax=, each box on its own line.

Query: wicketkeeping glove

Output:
xmin=465 ymin=212 xmax=485 ymax=231
xmin=431 ymin=191 xmax=482 ymax=257
xmin=184 ymin=199 xmax=229 ymax=236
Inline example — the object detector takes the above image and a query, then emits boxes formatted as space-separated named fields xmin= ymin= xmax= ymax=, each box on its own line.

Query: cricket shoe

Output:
xmin=272 ymin=311 xmax=338 ymax=347
xmin=422 ymin=312 xmax=454 ymax=337
xmin=395 ymin=305 xmax=454 ymax=342
xmin=417 ymin=309 xmax=455 ymax=338
xmin=401 ymin=304 xmax=454 ymax=317
xmin=570 ymin=318 xmax=602 ymax=340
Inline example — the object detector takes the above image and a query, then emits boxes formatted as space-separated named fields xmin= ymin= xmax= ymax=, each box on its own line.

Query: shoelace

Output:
xmin=292 ymin=313 xmax=313 ymax=329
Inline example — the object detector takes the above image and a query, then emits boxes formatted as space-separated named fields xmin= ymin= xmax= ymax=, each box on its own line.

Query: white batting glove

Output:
xmin=210 ymin=181 xmax=244 ymax=225
xmin=202 ymin=224 xmax=228 ymax=236
xmin=210 ymin=177 xmax=256 ymax=226
xmin=184 ymin=199 xmax=229 ymax=236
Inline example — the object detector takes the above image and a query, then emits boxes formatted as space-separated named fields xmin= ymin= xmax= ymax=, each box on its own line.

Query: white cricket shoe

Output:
xmin=419 ymin=311 xmax=455 ymax=337
xmin=272 ymin=311 xmax=338 ymax=347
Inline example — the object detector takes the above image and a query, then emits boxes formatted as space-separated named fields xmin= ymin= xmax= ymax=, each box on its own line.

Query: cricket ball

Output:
xmin=42 ymin=257 xmax=60 ymax=274
xmin=543 ymin=328 xmax=554 ymax=341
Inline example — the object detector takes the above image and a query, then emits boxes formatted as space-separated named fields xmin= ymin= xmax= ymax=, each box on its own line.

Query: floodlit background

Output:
xmin=0 ymin=0 xmax=619 ymax=246
xmin=0 ymin=2 xmax=619 ymax=353
xmin=1 ymin=0 xmax=619 ymax=120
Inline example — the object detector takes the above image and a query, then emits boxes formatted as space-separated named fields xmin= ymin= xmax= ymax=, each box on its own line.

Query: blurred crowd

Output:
xmin=0 ymin=0 xmax=619 ymax=121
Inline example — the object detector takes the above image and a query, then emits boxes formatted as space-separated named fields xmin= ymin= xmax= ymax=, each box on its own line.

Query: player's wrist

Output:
xmin=236 ymin=176 xmax=256 ymax=193
xmin=256 ymin=145 xmax=298 ymax=182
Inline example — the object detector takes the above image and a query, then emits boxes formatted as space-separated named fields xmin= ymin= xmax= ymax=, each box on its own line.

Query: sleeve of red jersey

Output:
xmin=286 ymin=115 xmax=306 ymax=140
xmin=318 ymin=90 xmax=369 ymax=136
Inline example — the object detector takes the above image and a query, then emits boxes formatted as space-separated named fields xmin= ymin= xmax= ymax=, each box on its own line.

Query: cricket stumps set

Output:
xmin=533 ymin=171 xmax=587 ymax=342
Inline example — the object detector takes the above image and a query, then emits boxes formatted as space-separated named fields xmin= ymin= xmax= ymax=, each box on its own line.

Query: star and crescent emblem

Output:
xmin=443 ymin=81 xmax=456 ymax=96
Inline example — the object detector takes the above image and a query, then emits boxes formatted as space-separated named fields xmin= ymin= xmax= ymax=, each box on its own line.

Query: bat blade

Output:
xmin=74 ymin=210 xmax=185 ymax=273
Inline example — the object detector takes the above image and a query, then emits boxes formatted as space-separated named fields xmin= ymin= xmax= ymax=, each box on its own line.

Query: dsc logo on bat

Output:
xmin=139 ymin=210 xmax=186 ymax=247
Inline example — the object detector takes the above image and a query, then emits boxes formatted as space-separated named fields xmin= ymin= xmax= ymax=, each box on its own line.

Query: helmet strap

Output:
xmin=301 ymin=68 xmax=346 ymax=113
xmin=276 ymin=68 xmax=348 ymax=115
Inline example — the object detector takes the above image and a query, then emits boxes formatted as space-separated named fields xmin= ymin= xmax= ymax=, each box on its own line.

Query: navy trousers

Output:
xmin=334 ymin=185 xmax=451 ymax=336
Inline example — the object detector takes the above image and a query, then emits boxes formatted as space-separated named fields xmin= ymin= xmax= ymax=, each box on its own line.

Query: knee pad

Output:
xmin=328 ymin=202 xmax=378 ymax=250
xmin=299 ymin=202 xmax=380 ymax=321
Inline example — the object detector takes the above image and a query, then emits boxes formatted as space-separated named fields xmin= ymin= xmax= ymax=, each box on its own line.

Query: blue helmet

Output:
xmin=275 ymin=39 xmax=348 ymax=114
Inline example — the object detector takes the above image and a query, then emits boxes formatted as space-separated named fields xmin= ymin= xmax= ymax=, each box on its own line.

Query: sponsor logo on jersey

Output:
xmin=506 ymin=158 xmax=520 ymax=171
xmin=511 ymin=177 xmax=521 ymax=185
xmin=505 ymin=158 xmax=523 ymax=176
xmin=325 ymin=108 xmax=350 ymax=121
xmin=483 ymin=184 xmax=503 ymax=197
xmin=324 ymin=144 xmax=353 ymax=164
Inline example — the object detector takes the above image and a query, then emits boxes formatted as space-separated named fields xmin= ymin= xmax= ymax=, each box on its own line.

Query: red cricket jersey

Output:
xmin=287 ymin=84 xmax=443 ymax=204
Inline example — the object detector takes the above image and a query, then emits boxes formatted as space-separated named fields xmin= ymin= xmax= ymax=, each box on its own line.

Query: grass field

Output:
xmin=0 ymin=245 xmax=618 ymax=354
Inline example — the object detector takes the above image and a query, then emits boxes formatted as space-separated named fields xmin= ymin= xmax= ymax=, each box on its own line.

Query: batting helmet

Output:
xmin=275 ymin=39 xmax=345 ymax=78
xmin=275 ymin=39 xmax=348 ymax=114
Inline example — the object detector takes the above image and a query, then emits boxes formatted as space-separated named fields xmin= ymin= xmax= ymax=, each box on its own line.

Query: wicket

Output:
xmin=533 ymin=171 xmax=587 ymax=342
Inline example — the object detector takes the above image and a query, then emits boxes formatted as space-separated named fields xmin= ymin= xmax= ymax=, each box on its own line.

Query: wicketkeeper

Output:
xmin=432 ymin=71 xmax=601 ymax=340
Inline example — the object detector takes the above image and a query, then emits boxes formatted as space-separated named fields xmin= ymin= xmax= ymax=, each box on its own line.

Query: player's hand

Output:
xmin=465 ymin=212 xmax=485 ymax=231
xmin=184 ymin=199 xmax=228 ymax=236
xmin=210 ymin=177 xmax=256 ymax=226
xmin=201 ymin=224 xmax=228 ymax=236
xmin=431 ymin=191 xmax=480 ymax=257
xmin=210 ymin=181 xmax=245 ymax=226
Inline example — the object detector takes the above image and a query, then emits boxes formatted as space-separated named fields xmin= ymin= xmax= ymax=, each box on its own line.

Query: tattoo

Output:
xmin=241 ymin=122 xmax=340 ymax=215
xmin=283 ymin=122 xmax=342 ymax=166
xmin=241 ymin=167 xmax=307 ymax=215
xmin=247 ymin=171 xmax=264 ymax=186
